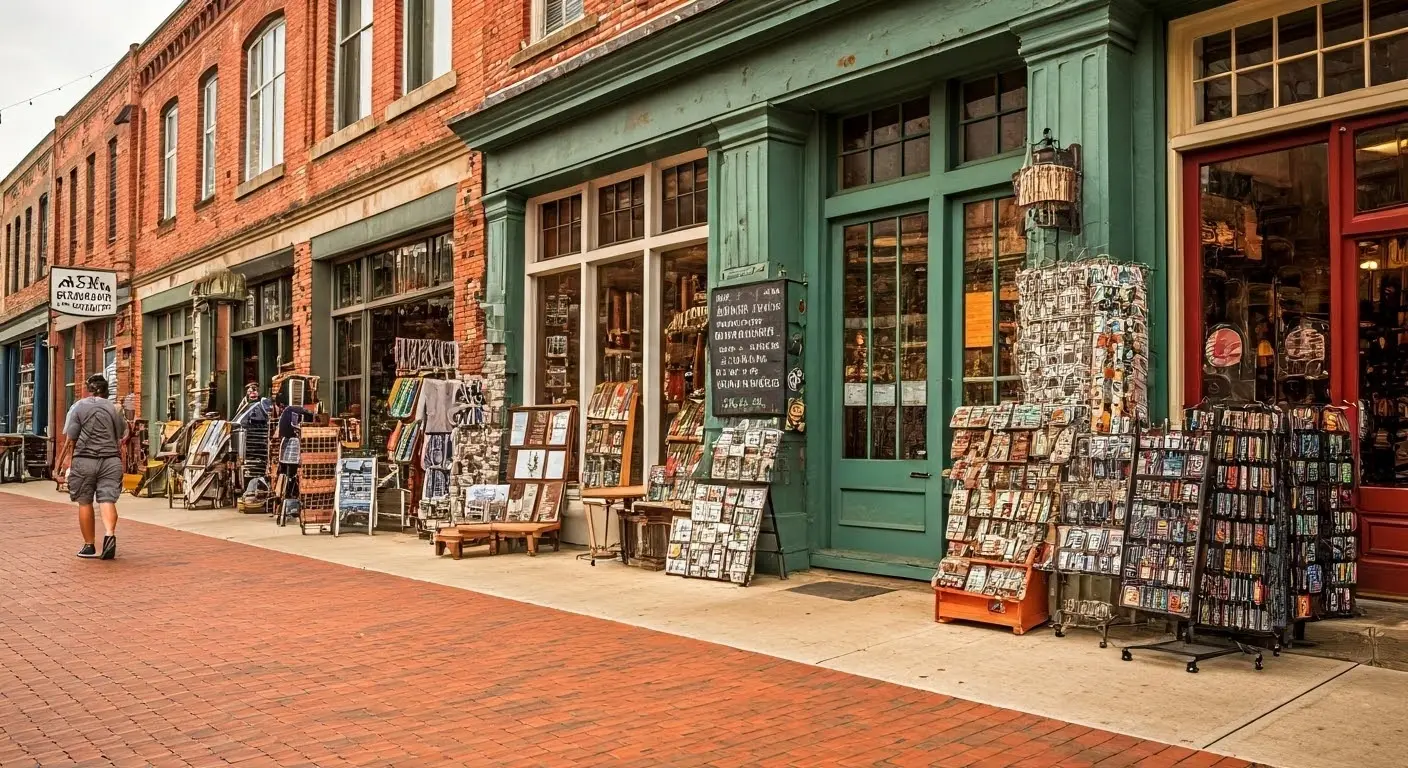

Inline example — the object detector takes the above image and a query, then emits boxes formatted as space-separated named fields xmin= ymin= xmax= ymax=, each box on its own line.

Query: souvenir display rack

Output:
xmin=629 ymin=399 xmax=706 ymax=570
xmin=504 ymin=405 xmax=575 ymax=523
xmin=296 ymin=426 xmax=341 ymax=534
xmin=333 ymin=456 xmax=377 ymax=536
xmin=1197 ymin=406 xmax=1289 ymax=641
xmin=665 ymin=424 xmax=786 ymax=585
xmin=582 ymin=381 xmax=639 ymax=490
xmin=936 ymin=403 xmax=1058 ymax=635
xmin=1286 ymin=405 xmax=1358 ymax=622
xmin=1115 ymin=418 xmax=1264 ymax=673
xmin=1052 ymin=427 xmax=1133 ymax=646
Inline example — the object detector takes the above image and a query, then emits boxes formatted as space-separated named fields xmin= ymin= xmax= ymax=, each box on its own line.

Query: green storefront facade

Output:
xmin=454 ymin=0 xmax=1175 ymax=579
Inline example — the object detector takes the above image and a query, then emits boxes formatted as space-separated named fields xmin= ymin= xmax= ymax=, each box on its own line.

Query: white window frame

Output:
xmin=522 ymin=149 xmax=710 ymax=481
xmin=246 ymin=19 xmax=286 ymax=180
xmin=403 ymin=0 xmax=452 ymax=93
xmin=201 ymin=76 xmax=218 ymax=200
xmin=335 ymin=0 xmax=374 ymax=130
xmin=161 ymin=104 xmax=178 ymax=221
xmin=533 ymin=0 xmax=585 ymax=42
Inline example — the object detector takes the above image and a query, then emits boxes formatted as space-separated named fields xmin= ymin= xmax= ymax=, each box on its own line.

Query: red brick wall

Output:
xmin=1 ymin=138 xmax=54 ymax=324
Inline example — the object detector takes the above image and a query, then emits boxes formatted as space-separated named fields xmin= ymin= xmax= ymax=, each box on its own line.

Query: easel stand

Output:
xmin=1120 ymin=624 xmax=1266 ymax=673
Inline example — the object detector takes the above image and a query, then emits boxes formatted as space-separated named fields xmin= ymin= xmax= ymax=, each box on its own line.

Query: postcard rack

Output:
xmin=1286 ymin=405 xmax=1358 ymax=626
xmin=935 ymin=403 xmax=1060 ymax=635
xmin=581 ymin=381 xmax=639 ymax=491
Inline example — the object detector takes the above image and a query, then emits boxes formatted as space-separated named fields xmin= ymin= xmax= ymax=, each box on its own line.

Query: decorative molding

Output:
xmin=138 ymin=0 xmax=235 ymax=89
xmin=1011 ymin=0 xmax=1146 ymax=61
xmin=710 ymin=104 xmax=810 ymax=149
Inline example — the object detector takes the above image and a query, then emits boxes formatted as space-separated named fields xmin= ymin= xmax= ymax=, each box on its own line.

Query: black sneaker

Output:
xmin=100 ymin=536 xmax=117 ymax=560
xmin=77 ymin=543 xmax=98 ymax=559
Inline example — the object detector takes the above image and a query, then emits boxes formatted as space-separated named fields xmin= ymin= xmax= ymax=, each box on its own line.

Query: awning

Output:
xmin=0 ymin=309 xmax=49 ymax=345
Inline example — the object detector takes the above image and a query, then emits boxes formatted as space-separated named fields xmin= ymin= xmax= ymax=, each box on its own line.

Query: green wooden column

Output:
xmin=707 ymin=104 xmax=814 ymax=575
xmin=1012 ymin=0 xmax=1169 ymax=421
xmin=482 ymin=190 xmax=527 ymax=405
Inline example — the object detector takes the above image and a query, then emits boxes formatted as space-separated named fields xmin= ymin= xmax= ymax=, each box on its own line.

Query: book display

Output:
xmin=935 ymin=403 xmax=1058 ymax=635
xmin=665 ymin=424 xmax=786 ymax=585
xmin=15 ymin=341 xmax=35 ymax=433
xmin=1286 ymin=405 xmax=1357 ymax=621
xmin=582 ymin=381 xmax=639 ymax=490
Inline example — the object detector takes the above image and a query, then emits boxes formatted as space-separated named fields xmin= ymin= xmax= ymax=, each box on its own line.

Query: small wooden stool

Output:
xmin=434 ymin=530 xmax=465 ymax=559
xmin=491 ymin=522 xmax=562 ymax=556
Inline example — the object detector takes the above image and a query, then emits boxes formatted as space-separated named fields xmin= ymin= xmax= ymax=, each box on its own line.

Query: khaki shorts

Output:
xmin=69 ymin=456 xmax=124 ymax=505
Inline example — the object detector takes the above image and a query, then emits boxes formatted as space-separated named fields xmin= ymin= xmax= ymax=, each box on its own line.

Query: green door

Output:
xmin=828 ymin=211 xmax=942 ymax=574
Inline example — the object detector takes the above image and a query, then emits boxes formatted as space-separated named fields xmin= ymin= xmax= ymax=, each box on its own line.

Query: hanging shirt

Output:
xmin=278 ymin=405 xmax=314 ymax=438
xmin=414 ymin=379 xmax=461 ymax=434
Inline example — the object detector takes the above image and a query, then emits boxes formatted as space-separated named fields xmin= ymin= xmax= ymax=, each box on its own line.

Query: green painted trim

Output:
xmin=823 ymin=176 xmax=933 ymax=221
xmin=310 ymin=260 xmax=332 ymax=388
xmin=140 ymin=282 xmax=194 ymax=314
xmin=233 ymin=248 xmax=294 ymax=282
xmin=483 ymin=191 xmax=526 ymax=402
xmin=809 ymin=550 xmax=937 ymax=581
xmin=0 ymin=308 xmax=49 ymax=346
xmin=309 ymin=186 xmax=456 ymax=261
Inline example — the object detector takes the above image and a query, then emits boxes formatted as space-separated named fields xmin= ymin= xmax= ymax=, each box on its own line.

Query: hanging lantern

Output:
xmin=1012 ymin=129 xmax=1083 ymax=234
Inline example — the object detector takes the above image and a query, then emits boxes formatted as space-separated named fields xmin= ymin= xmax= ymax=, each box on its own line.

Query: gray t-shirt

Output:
xmin=64 ymin=396 xmax=127 ymax=459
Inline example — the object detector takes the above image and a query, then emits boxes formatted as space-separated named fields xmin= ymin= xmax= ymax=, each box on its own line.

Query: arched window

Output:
xmin=246 ymin=19 xmax=286 ymax=179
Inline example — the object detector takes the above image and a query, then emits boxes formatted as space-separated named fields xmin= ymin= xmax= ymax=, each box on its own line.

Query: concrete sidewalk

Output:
xmin=10 ymin=482 xmax=1405 ymax=768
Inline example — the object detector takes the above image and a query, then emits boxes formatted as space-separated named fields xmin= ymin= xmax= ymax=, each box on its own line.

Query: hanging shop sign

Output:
xmin=709 ymin=279 xmax=787 ymax=416
xmin=50 ymin=267 xmax=118 ymax=317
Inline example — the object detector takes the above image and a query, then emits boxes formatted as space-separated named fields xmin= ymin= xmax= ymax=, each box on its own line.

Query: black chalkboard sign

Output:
xmin=709 ymin=279 xmax=787 ymax=416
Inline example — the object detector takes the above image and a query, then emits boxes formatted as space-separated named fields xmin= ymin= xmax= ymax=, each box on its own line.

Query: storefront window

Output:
xmin=535 ymin=270 xmax=580 ymax=405
xmin=62 ymin=329 xmax=75 ymax=416
xmin=959 ymin=70 xmax=1026 ymax=163
xmin=1192 ymin=0 xmax=1408 ymax=125
xmin=237 ymin=276 xmax=293 ymax=330
xmin=525 ymin=153 xmax=709 ymax=484
xmin=1199 ymin=143 xmax=1331 ymax=405
xmin=1355 ymin=118 xmax=1408 ymax=211
xmin=1357 ymin=235 xmax=1408 ymax=487
xmin=540 ymin=194 xmax=582 ymax=260
xmin=841 ymin=213 xmax=929 ymax=460
xmin=660 ymin=159 xmax=708 ymax=232
xmin=597 ymin=177 xmax=645 ymax=247
xmin=659 ymin=245 xmax=707 ymax=456
xmin=961 ymin=198 xmax=1024 ymax=406
xmin=232 ymin=276 xmax=294 ymax=411
xmin=152 ymin=307 xmax=196 ymax=421
xmin=839 ymin=99 xmax=931 ymax=189
xmin=331 ymin=232 xmax=454 ymax=448
xmin=85 ymin=319 xmax=118 ymax=400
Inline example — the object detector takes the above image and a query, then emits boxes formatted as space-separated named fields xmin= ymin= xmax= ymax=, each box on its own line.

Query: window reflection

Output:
xmin=1357 ymin=236 xmax=1408 ymax=487
xmin=961 ymin=198 xmax=1024 ymax=405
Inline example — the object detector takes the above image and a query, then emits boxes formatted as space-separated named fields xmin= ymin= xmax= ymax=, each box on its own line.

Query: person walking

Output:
xmin=65 ymin=373 xmax=127 ymax=560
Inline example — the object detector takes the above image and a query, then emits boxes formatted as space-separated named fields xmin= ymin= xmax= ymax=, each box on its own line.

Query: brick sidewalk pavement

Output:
xmin=0 ymin=495 xmax=1252 ymax=768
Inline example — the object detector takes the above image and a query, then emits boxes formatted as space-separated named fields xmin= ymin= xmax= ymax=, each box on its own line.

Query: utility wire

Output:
xmin=0 ymin=62 xmax=116 ymax=123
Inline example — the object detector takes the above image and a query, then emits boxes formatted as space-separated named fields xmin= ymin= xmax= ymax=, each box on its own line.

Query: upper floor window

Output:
xmin=201 ymin=75 xmax=217 ymax=199
xmin=247 ymin=19 xmax=286 ymax=179
xmin=404 ymin=0 xmax=452 ymax=92
xmin=839 ymin=99 xmax=931 ymax=190
xmin=23 ymin=208 xmax=32 ymax=286
xmin=336 ymin=0 xmax=373 ymax=130
xmin=67 ymin=168 xmax=77 ymax=262
xmin=85 ymin=154 xmax=96 ymax=247
xmin=660 ymin=158 xmax=708 ymax=232
xmin=237 ymin=275 xmax=294 ymax=330
xmin=106 ymin=139 xmax=118 ymax=241
xmin=37 ymin=194 xmax=48 ymax=275
xmin=162 ymin=104 xmax=179 ymax=221
xmin=959 ymin=70 xmax=1027 ymax=163
xmin=1193 ymin=0 xmax=1408 ymax=124
xmin=537 ymin=0 xmax=584 ymax=40
xmin=597 ymin=177 xmax=645 ymax=247
xmin=5 ymin=221 xmax=13 ymax=294
xmin=539 ymin=194 xmax=582 ymax=260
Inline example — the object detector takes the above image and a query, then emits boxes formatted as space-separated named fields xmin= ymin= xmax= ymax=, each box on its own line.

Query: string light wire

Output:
xmin=0 ymin=62 xmax=116 ymax=123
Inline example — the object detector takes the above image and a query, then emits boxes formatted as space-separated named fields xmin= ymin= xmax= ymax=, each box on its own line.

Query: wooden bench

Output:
xmin=433 ymin=529 xmax=465 ymax=559
xmin=434 ymin=524 xmax=499 ymax=559
xmin=491 ymin=521 xmax=562 ymax=556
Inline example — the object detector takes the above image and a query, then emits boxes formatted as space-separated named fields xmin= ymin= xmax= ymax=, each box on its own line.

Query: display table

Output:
xmin=581 ymin=484 xmax=646 ymax=564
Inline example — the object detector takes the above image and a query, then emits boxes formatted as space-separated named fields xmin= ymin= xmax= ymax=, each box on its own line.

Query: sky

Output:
xmin=0 ymin=0 xmax=181 ymax=175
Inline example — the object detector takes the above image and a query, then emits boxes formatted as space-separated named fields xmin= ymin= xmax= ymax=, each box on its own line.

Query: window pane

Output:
xmin=432 ymin=234 xmax=453 ymax=285
xmin=996 ymin=198 xmax=1025 ymax=377
xmin=999 ymin=111 xmax=1027 ymax=153
xmin=899 ymin=213 xmax=927 ymax=460
xmin=1355 ymin=121 xmax=1408 ymax=211
xmin=999 ymin=69 xmax=1027 ymax=111
xmin=842 ymin=223 xmax=869 ymax=459
xmin=869 ymin=218 xmax=897 ymax=460
xmin=537 ymin=270 xmax=581 ymax=405
xmin=872 ymin=143 xmax=901 ymax=183
xmin=659 ymin=246 xmax=708 ymax=458
xmin=1236 ymin=66 xmax=1274 ymax=115
xmin=964 ymin=118 xmax=997 ymax=162
xmin=1277 ymin=8 xmax=1317 ymax=59
xmin=902 ymin=98 xmax=929 ymax=136
xmin=336 ymin=315 xmax=362 ymax=377
xmin=1197 ymin=76 xmax=1233 ymax=123
xmin=963 ymin=77 xmax=996 ymax=120
xmin=1356 ymin=235 xmax=1408 ymax=487
xmin=336 ymin=259 xmax=363 ymax=307
xmin=1279 ymin=55 xmax=1319 ymax=106
xmin=1371 ymin=34 xmax=1408 ymax=86
xmin=335 ymin=379 xmax=363 ymax=424
xmin=1199 ymin=143 xmax=1330 ymax=405
xmin=871 ymin=105 xmax=900 ymax=144
xmin=1234 ymin=20 xmax=1273 ymax=68
xmin=903 ymin=136 xmax=930 ymax=176
xmin=962 ymin=200 xmax=995 ymax=385
xmin=1324 ymin=0 xmax=1364 ymax=47
xmin=371 ymin=251 xmax=395 ymax=298
xmin=1196 ymin=31 xmax=1232 ymax=78
xmin=596 ymin=257 xmax=644 ymax=483
xmin=261 ymin=281 xmax=280 ymax=325
xmin=841 ymin=152 xmax=869 ymax=189
xmin=1370 ymin=0 xmax=1408 ymax=35
xmin=1324 ymin=45 xmax=1366 ymax=96
xmin=841 ymin=114 xmax=869 ymax=151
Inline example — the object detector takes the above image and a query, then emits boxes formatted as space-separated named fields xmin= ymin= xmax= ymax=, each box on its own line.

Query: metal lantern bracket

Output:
xmin=1014 ymin=129 xmax=1083 ymax=236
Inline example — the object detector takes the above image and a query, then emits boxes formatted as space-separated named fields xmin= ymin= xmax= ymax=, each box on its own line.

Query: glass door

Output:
xmin=831 ymin=211 xmax=938 ymax=565
xmin=1341 ymin=112 xmax=1408 ymax=596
